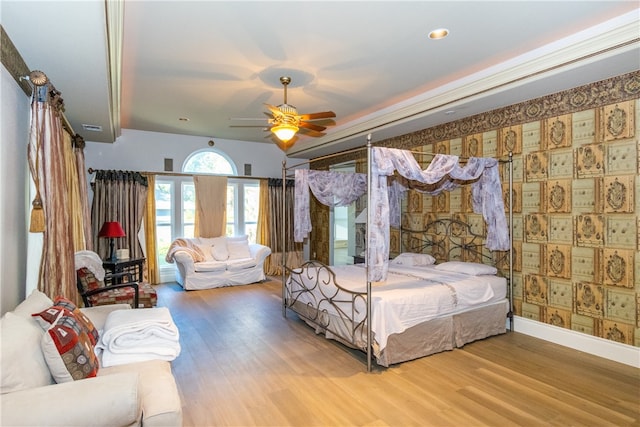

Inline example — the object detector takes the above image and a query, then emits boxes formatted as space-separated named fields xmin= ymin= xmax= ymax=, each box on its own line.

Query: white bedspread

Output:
xmin=288 ymin=264 xmax=506 ymax=351
xmin=96 ymin=307 xmax=181 ymax=367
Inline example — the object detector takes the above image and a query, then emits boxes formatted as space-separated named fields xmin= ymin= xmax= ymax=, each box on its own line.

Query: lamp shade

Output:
xmin=271 ymin=124 xmax=298 ymax=142
xmin=98 ymin=221 xmax=126 ymax=238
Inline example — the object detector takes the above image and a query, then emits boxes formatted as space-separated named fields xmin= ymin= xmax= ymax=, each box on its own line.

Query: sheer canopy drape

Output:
xmin=367 ymin=147 xmax=509 ymax=281
xmin=91 ymin=170 xmax=149 ymax=261
xmin=294 ymin=169 xmax=367 ymax=242
xmin=193 ymin=175 xmax=227 ymax=238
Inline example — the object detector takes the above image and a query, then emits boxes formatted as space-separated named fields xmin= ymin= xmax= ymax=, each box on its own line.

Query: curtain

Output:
xmin=368 ymin=147 xmax=509 ymax=281
xmin=143 ymin=174 xmax=159 ymax=284
xmin=91 ymin=170 xmax=149 ymax=261
xmin=28 ymin=84 xmax=76 ymax=301
xmin=63 ymin=131 xmax=85 ymax=251
xmin=193 ymin=175 xmax=227 ymax=238
xmin=294 ymin=169 xmax=367 ymax=242
xmin=264 ymin=178 xmax=302 ymax=275
xmin=73 ymin=135 xmax=93 ymax=251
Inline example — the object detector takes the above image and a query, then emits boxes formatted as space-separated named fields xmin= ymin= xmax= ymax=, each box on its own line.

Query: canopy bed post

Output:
xmin=366 ymin=134 xmax=373 ymax=373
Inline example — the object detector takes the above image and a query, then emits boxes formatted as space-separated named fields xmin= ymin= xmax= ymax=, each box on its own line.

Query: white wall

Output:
xmin=0 ymin=65 xmax=30 ymax=315
xmin=84 ymin=128 xmax=304 ymax=178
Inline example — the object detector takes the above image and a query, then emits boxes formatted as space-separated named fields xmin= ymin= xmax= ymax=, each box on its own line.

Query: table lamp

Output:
xmin=98 ymin=221 xmax=126 ymax=262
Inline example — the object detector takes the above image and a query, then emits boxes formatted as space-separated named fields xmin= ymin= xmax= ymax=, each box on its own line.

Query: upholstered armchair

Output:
xmin=75 ymin=251 xmax=157 ymax=309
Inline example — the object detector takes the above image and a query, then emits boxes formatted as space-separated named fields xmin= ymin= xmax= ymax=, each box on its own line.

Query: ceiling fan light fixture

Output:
xmin=428 ymin=28 xmax=449 ymax=39
xmin=271 ymin=123 xmax=299 ymax=142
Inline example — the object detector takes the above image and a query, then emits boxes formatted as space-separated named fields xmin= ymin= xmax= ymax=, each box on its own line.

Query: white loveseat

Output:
xmin=167 ymin=235 xmax=271 ymax=290
xmin=0 ymin=290 xmax=182 ymax=427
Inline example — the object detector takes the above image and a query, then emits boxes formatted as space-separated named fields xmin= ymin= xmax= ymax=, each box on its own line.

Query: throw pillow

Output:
xmin=0 ymin=312 xmax=54 ymax=393
xmin=52 ymin=297 xmax=100 ymax=346
xmin=211 ymin=236 xmax=229 ymax=261
xmin=12 ymin=289 xmax=54 ymax=319
xmin=227 ymin=239 xmax=251 ymax=260
xmin=390 ymin=252 xmax=436 ymax=267
xmin=38 ymin=308 xmax=99 ymax=383
xmin=194 ymin=243 xmax=214 ymax=261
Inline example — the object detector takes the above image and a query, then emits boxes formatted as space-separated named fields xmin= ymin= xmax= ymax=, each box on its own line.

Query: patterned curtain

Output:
xmin=263 ymin=178 xmax=302 ymax=275
xmin=91 ymin=170 xmax=149 ymax=261
xmin=27 ymin=84 xmax=76 ymax=301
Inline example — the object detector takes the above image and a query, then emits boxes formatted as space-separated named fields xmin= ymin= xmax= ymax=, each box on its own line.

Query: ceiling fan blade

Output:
xmin=298 ymin=127 xmax=325 ymax=138
xmin=299 ymin=111 xmax=336 ymax=120
xmin=299 ymin=121 xmax=326 ymax=132
xmin=265 ymin=103 xmax=283 ymax=117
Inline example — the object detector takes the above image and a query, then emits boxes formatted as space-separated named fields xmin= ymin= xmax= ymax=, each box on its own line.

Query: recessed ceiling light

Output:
xmin=428 ymin=28 xmax=449 ymax=40
xmin=178 ymin=117 xmax=190 ymax=122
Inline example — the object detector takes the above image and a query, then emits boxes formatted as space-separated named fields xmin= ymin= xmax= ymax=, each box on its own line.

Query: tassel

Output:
xmin=29 ymin=196 xmax=45 ymax=233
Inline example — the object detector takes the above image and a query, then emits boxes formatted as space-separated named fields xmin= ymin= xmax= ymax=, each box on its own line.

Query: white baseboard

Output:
xmin=511 ymin=316 xmax=640 ymax=368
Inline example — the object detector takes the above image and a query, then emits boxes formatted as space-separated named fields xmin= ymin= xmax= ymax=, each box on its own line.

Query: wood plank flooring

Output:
xmin=155 ymin=279 xmax=640 ymax=427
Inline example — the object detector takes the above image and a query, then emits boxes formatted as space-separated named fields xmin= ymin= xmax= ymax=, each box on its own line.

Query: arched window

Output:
xmin=182 ymin=149 xmax=237 ymax=175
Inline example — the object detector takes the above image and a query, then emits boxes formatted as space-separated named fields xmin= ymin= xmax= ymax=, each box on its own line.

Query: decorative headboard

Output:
xmin=401 ymin=217 xmax=509 ymax=269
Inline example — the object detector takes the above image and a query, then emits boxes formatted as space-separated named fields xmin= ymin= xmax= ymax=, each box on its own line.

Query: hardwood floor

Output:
xmin=155 ymin=279 xmax=640 ymax=427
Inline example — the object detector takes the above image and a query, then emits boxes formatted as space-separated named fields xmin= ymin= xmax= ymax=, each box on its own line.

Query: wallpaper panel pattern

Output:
xmin=309 ymin=71 xmax=640 ymax=348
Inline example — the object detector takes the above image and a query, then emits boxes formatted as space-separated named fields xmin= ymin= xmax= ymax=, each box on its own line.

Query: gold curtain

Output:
xmin=193 ymin=175 xmax=227 ymax=238
xmin=143 ymin=174 xmax=159 ymax=284
xmin=257 ymin=179 xmax=272 ymax=271
xmin=63 ymin=131 xmax=85 ymax=251
xmin=74 ymin=135 xmax=93 ymax=250
xmin=28 ymin=85 xmax=76 ymax=301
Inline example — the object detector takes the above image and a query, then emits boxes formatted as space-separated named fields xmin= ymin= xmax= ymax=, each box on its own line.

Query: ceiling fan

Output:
xmin=231 ymin=76 xmax=336 ymax=151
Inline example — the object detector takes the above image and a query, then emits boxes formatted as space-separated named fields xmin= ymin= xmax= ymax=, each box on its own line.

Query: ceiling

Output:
xmin=2 ymin=1 xmax=639 ymax=159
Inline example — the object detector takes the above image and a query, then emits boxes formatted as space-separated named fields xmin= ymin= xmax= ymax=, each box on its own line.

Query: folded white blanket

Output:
xmin=96 ymin=307 xmax=181 ymax=367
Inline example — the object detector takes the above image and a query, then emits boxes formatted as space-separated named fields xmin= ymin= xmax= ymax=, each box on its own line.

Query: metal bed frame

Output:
xmin=281 ymin=136 xmax=514 ymax=371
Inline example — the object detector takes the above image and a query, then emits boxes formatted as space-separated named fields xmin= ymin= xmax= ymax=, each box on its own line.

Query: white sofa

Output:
xmin=0 ymin=290 xmax=182 ymax=427
xmin=167 ymin=235 xmax=271 ymax=290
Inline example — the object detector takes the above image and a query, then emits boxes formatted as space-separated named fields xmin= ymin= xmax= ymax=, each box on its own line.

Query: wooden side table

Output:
xmin=103 ymin=257 xmax=145 ymax=284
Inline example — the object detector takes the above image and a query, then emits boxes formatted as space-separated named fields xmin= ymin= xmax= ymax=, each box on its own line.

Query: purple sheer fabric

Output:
xmin=368 ymin=148 xmax=509 ymax=281
xmin=293 ymin=148 xmax=510 ymax=282
xmin=294 ymin=170 xmax=367 ymax=242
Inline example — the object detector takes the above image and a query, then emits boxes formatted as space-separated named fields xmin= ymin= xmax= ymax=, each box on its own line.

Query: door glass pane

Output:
xmin=244 ymin=184 xmax=259 ymax=243
xmin=182 ymin=182 xmax=195 ymax=238
xmin=226 ymin=185 xmax=235 ymax=236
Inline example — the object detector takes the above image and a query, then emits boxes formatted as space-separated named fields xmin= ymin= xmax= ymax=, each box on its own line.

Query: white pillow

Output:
xmin=194 ymin=243 xmax=214 ymax=261
xmin=227 ymin=240 xmax=251 ymax=260
xmin=390 ymin=252 xmax=436 ymax=267
xmin=434 ymin=261 xmax=497 ymax=276
xmin=211 ymin=237 xmax=229 ymax=261
xmin=0 ymin=312 xmax=54 ymax=393
xmin=12 ymin=289 xmax=53 ymax=319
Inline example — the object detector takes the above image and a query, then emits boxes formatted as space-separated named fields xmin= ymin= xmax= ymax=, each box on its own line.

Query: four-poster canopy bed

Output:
xmin=281 ymin=135 xmax=514 ymax=371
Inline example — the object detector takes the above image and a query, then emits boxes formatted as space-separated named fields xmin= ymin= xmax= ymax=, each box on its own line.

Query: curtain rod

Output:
xmin=87 ymin=168 xmax=271 ymax=181
xmin=20 ymin=69 xmax=76 ymax=136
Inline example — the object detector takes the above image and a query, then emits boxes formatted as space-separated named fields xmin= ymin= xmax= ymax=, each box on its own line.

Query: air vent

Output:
xmin=82 ymin=124 xmax=103 ymax=132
